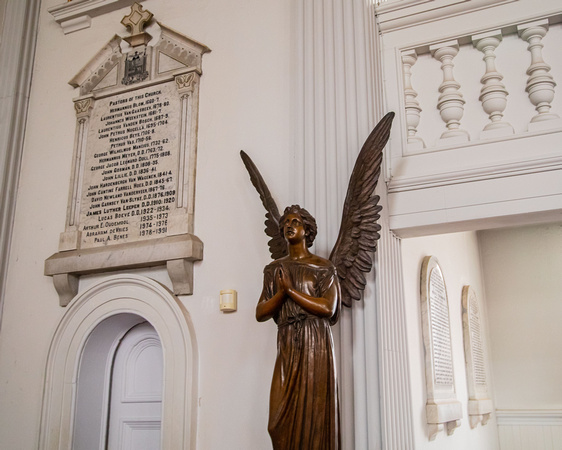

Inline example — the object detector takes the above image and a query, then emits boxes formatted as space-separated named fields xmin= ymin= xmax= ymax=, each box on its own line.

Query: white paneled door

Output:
xmin=107 ymin=322 xmax=163 ymax=450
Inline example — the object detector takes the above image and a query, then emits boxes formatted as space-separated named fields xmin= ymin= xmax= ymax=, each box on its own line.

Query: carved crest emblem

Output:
xmin=122 ymin=50 xmax=149 ymax=85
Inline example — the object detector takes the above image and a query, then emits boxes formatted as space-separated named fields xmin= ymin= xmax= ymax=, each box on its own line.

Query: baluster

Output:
xmin=472 ymin=31 xmax=513 ymax=138
xmin=402 ymin=50 xmax=425 ymax=150
xmin=518 ymin=20 xmax=562 ymax=131
xmin=430 ymin=41 xmax=469 ymax=144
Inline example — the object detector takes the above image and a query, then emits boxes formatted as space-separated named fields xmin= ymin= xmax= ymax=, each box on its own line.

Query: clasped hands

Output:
xmin=277 ymin=267 xmax=294 ymax=296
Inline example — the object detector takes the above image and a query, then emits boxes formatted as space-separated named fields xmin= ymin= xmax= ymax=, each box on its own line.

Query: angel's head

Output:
xmin=279 ymin=205 xmax=317 ymax=248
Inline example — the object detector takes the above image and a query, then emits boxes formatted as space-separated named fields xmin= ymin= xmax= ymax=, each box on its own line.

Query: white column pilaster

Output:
xmin=292 ymin=0 xmax=414 ymax=448
xmin=58 ymin=97 xmax=94 ymax=252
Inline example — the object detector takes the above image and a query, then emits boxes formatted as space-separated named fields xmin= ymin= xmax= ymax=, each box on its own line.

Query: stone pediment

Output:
xmin=69 ymin=24 xmax=210 ymax=96
xmin=69 ymin=35 xmax=123 ymax=95
xmin=154 ymin=23 xmax=210 ymax=76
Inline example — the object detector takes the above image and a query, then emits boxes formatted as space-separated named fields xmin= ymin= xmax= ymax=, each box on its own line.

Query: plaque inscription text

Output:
xmin=81 ymin=82 xmax=179 ymax=248
xmin=429 ymin=267 xmax=454 ymax=386
xmin=468 ymin=290 xmax=487 ymax=386
xmin=462 ymin=285 xmax=493 ymax=428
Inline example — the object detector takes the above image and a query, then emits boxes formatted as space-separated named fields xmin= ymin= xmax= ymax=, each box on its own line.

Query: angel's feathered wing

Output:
xmin=329 ymin=112 xmax=395 ymax=307
xmin=240 ymin=150 xmax=287 ymax=259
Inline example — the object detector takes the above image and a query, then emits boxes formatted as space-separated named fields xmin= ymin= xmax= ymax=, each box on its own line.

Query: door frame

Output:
xmin=106 ymin=321 xmax=164 ymax=450
xmin=39 ymin=274 xmax=198 ymax=450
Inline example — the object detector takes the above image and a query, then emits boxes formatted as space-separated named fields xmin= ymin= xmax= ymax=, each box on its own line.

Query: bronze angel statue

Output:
xmin=241 ymin=112 xmax=394 ymax=450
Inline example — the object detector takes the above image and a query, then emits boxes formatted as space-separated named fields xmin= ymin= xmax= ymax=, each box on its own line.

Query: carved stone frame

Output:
xmin=420 ymin=256 xmax=463 ymax=440
xmin=38 ymin=275 xmax=198 ymax=449
xmin=45 ymin=22 xmax=210 ymax=306
xmin=462 ymin=285 xmax=493 ymax=428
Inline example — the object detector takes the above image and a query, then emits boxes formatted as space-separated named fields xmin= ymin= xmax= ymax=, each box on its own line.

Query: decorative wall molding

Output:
xmin=496 ymin=409 xmax=562 ymax=426
xmin=45 ymin=233 xmax=204 ymax=306
xmin=389 ymin=128 xmax=562 ymax=192
xmin=497 ymin=409 xmax=562 ymax=450
xmin=0 ymin=0 xmax=41 ymax=328
xmin=48 ymin=0 xmax=145 ymax=34
xmin=375 ymin=0 xmax=518 ymax=32
xmin=38 ymin=275 xmax=198 ymax=450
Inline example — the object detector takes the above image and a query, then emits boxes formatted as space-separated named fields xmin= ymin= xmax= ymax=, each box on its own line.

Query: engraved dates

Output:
xmin=80 ymin=82 xmax=179 ymax=248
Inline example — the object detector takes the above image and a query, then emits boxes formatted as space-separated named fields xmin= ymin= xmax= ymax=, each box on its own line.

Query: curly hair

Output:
xmin=279 ymin=205 xmax=317 ymax=247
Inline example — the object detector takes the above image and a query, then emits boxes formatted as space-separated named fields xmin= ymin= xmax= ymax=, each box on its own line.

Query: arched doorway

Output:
xmin=72 ymin=316 xmax=165 ymax=450
xmin=39 ymin=275 xmax=198 ymax=450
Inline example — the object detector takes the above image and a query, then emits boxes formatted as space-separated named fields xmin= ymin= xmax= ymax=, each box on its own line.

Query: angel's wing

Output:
xmin=240 ymin=150 xmax=287 ymax=260
xmin=329 ymin=112 xmax=395 ymax=307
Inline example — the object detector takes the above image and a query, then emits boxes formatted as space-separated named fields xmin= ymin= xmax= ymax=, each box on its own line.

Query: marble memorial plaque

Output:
xmin=80 ymin=82 xmax=178 ymax=249
xmin=420 ymin=256 xmax=462 ymax=440
xmin=45 ymin=4 xmax=210 ymax=306
xmin=462 ymin=285 xmax=493 ymax=428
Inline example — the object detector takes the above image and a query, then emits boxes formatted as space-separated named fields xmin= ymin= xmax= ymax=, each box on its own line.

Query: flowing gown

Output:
xmin=262 ymin=259 xmax=341 ymax=450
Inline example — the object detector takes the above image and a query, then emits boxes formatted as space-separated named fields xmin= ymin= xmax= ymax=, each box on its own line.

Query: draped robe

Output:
xmin=262 ymin=259 xmax=340 ymax=450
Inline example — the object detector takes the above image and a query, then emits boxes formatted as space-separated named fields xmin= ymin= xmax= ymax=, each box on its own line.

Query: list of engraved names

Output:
xmin=80 ymin=82 xmax=179 ymax=248
xmin=429 ymin=267 xmax=454 ymax=386
xmin=469 ymin=292 xmax=487 ymax=386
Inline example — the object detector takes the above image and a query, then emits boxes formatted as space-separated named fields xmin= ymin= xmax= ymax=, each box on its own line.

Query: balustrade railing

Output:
xmin=399 ymin=16 xmax=562 ymax=152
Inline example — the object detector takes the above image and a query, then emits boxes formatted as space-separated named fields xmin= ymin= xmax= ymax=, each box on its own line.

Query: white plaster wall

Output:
xmin=479 ymin=223 xmax=562 ymax=410
xmin=401 ymin=231 xmax=499 ymax=449
xmin=0 ymin=0 xmax=291 ymax=448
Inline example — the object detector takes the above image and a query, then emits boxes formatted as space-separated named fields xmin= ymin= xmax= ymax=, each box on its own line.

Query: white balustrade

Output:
xmin=402 ymin=50 xmax=425 ymax=149
xmin=430 ymin=41 xmax=469 ymax=144
xmin=399 ymin=16 xmax=561 ymax=150
xmin=472 ymin=30 xmax=514 ymax=138
xmin=383 ymin=4 xmax=562 ymax=236
xmin=518 ymin=20 xmax=562 ymax=131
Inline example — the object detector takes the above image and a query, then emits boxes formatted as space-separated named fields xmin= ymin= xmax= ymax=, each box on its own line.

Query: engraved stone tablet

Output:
xmin=80 ymin=82 xmax=179 ymax=249
xmin=45 ymin=4 xmax=210 ymax=305
xmin=462 ymin=285 xmax=493 ymax=428
xmin=420 ymin=256 xmax=462 ymax=440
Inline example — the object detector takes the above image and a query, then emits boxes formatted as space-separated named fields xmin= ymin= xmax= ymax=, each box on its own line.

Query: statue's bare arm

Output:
xmin=256 ymin=284 xmax=285 ymax=322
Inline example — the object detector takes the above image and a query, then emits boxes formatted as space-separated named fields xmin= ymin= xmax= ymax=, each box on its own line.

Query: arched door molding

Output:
xmin=39 ymin=274 xmax=198 ymax=450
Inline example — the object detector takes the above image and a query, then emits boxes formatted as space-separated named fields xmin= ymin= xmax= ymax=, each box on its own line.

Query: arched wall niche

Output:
xmin=38 ymin=274 xmax=198 ymax=450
